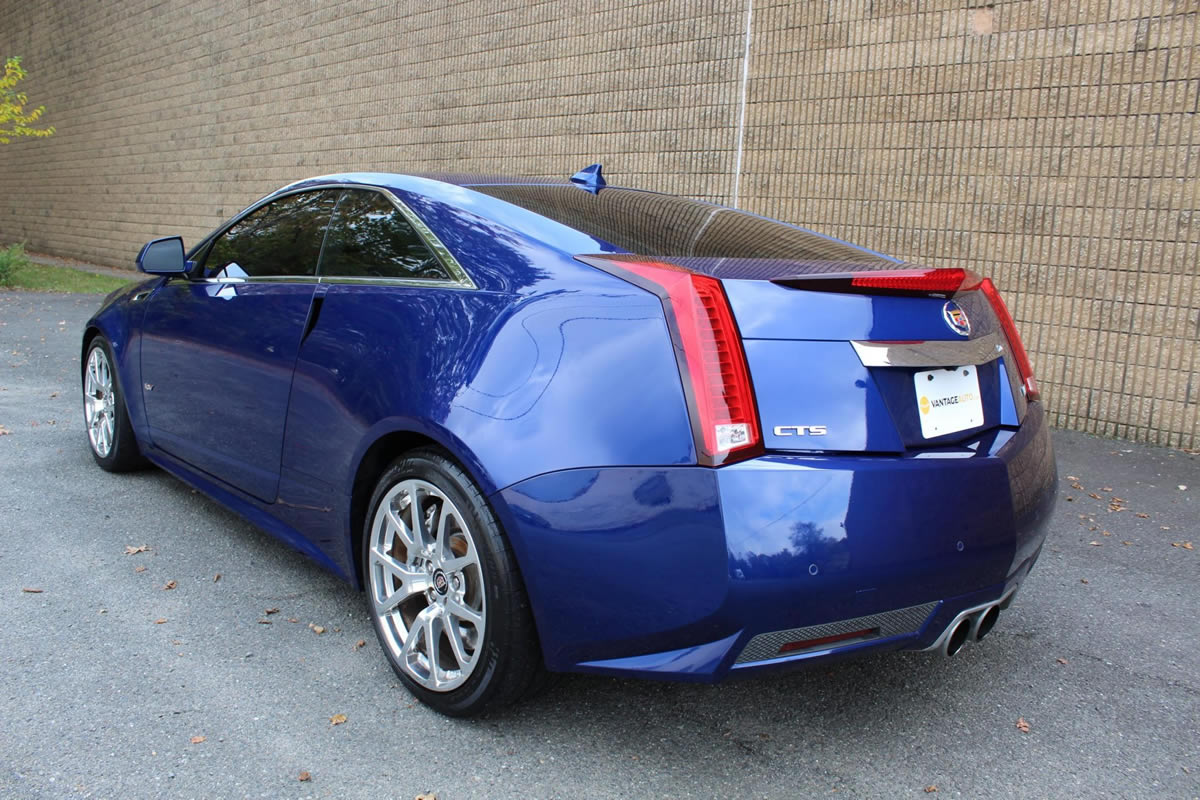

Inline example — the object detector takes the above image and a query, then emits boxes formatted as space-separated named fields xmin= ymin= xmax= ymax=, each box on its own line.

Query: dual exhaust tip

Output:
xmin=943 ymin=604 xmax=1001 ymax=657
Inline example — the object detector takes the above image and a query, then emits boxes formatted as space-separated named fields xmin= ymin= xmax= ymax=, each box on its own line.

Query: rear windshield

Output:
xmin=468 ymin=184 xmax=879 ymax=263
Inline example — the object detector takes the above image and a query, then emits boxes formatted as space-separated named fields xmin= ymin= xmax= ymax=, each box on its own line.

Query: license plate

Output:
xmin=914 ymin=366 xmax=983 ymax=438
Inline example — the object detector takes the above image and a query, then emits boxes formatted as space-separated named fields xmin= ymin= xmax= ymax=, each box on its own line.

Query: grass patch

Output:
xmin=0 ymin=247 xmax=136 ymax=294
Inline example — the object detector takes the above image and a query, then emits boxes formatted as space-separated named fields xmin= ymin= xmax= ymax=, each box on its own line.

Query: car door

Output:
xmin=278 ymin=188 xmax=475 ymax=489
xmin=139 ymin=189 xmax=341 ymax=503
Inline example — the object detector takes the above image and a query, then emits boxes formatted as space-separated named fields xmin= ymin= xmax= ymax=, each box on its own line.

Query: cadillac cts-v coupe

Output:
xmin=82 ymin=166 xmax=1056 ymax=716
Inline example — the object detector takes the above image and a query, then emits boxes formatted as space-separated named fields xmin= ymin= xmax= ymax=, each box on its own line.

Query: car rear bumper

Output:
xmin=495 ymin=403 xmax=1056 ymax=681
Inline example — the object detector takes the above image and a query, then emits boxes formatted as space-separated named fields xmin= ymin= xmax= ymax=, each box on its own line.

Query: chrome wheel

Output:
xmin=368 ymin=478 xmax=486 ymax=692
xmin=84 ymin=346 xmax=116 ymax=458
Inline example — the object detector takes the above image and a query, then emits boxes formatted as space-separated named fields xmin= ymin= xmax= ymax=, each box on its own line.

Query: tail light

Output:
xmin=776 ymin=266 xmax=1040 ymax=403
xmin=979 ymin=278 xmax=1040 ymax=402
xmin=774 ymin=267 xmax=980 ymax=297
xmin=576 ymin=255 xmax=762 ymax=466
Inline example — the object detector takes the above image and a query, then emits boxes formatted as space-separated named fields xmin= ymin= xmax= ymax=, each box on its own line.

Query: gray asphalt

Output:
xmin=1 ymin=289 xmax=1197 ymax=800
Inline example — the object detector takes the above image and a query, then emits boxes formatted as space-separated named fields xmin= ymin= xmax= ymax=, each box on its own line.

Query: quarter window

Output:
xmin=319 ymin=190 xmax=449 ymax=281
xmin=203 ymin=190 xmax=340 ymax=278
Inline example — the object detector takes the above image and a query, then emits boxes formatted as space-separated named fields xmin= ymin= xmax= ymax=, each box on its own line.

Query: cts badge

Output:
xmin=773 ymin=425 xmax=828 ymax=436
xmin=943 ymin=301 xmax=971 ymax=336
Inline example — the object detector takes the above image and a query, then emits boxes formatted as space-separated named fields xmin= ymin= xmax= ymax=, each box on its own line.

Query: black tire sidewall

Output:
xmin=82 ymin=337 xmax=143 ymax=472
xmin=362 ymin=450 xmax=522 ymax=716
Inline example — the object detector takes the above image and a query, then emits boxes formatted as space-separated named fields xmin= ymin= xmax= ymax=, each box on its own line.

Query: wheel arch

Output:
xmin=346 ymin=422 xmax=508 ymax=590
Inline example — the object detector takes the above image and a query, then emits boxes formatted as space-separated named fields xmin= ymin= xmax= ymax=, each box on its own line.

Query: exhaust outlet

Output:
xmin=974 ymin=605 xmax=1000 ymax=641
xmin=944 ymin=618 xmax=972 ymax=657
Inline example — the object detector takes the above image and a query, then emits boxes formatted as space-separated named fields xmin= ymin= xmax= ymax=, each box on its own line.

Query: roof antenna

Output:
xmin=569 ymin=163 xmax=606 ymax=194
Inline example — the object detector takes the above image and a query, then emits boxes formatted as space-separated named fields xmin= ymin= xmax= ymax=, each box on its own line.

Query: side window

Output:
xmin=319 ymin=190 xmax=450 ymax=281
xmin=203 ymin=190 xmax=340 ymax=278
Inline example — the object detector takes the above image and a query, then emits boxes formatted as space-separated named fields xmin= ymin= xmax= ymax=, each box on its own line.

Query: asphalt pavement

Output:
xmin=1 ymin=289 xmax=1197 ymax=800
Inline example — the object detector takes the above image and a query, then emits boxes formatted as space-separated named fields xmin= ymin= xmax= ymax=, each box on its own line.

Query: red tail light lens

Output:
xmin=979 ymin=278 xmax=1039 ymax=402
xmin=576 ymin=256 xmax=762 ymax=466
xmin=775 ymin=267 xmax=981 ymax=297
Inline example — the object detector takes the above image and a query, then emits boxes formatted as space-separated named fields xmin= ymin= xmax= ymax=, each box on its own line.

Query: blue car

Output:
xmin=82 ymin=167 xmax=1057 ymax=716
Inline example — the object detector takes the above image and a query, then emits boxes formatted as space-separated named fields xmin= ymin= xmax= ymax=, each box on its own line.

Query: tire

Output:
xmin=362 ymin=448 xmax=547 ymax=716
xmin=82 ymin=337 xmax=147 ymax=472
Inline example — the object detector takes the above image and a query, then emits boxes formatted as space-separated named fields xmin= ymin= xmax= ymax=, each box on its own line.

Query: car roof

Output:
xmin=273 ymin=172 xmax=898 ymax=268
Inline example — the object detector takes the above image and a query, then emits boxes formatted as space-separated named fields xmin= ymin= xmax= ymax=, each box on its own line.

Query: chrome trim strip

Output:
xmin=318 ymin=276 xmax=471 ymax=289
xmin=851 ymin=331 xmax=1006 ymax=367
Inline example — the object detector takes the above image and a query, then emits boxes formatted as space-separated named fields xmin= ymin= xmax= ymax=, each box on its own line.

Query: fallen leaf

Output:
xmin=414 ymin=794 xmax=437 ymax=800
xmin=1101 ymin=530 xmax=1111 ymax=536
xmin=1069 ymin=481 xmax=1082 ymax=490
xmin=353 ymin=639 xmax=367 ymax=651
xmin=330 ymin=713 xmax=347 ymax=726
xmin=134 ymin=565 xmax=147 ymax=573
xmin=298 ymin=771 xmax=312 ymax=782
xmin=1056 ymin=657 xmax=1068 ymax=665
xmin=124 ymin=545 xmax=150 ymax=555
xmin=49 ymin=391 xmax=58 ymax=398
xmin=924 ymin=787 xmax=938 ymax=794
xmin=1088 ymin=541 xmax=1102 ymax=546
xmin=1016 ymin=717 xmax=1030 ymax=733
xmin=162 ymin=580 xmax=177 ymax=591
xmin=190 ymin=735 xmax=205 ymax=744
xmin=155 ymin=618 xmax=167 ymax=625
xmin=1135 ymin=512 xmax=1149 ymax=519
xmin=213 ymin=573 xmax=221 ymax=582
xmin=1099 ymin=487 xmax=1112 ymax=492
xmin=1087 ymin=492 xmax=1101 ymax=500
xmin=258 ymin=619 xmax=272 ymax=625
xmin=288 ymin=617 xmax=299 ymax=623
xmin=1066 ymin=475 xmax=1078 ymax=481
xmin=21 ymin=587 xmax=43 ymax=593
xmin=1080 ymin=578 xmax=1089 ymax=584
xmin=0 ymin=425 xmax=9 ymax=435
xmin=1171 ymin=542 xmax=1194 ymax=550
xmin=1179 ymin=485 xmax=1188 ymax=491
xmin=311 ymin=624 xmax=326 ymax=635
xmin=264 ymin=607 xmax=280 ymax=615
xmin=1161 ymin=526 xmax=1171 ymax=530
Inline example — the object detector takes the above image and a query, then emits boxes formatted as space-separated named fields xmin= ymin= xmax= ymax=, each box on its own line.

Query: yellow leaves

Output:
xmin=0 ymin=56 xmax=55 ymax=143
xmin=190 ymin=735 xmax=206 ymax=744
xmin=329 ymin=713 xmax=347 ymax=726
xmin=124 ymin=544 xmax=150 ymax=555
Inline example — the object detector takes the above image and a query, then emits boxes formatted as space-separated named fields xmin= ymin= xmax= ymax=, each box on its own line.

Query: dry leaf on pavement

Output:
xmin=190 ymin=735 xmax=205 ymax=744
xmin=924 ymin=787 xmax=938 ymax=794
xmin=124 ymin=544 xmax=150 ymax=555
xmin=163 ymin=580 xmax=177 ymax=590
xmin=353 ymin=639 xmax=366 ymax=651
xmin=1171 ymin=542 xmax=1194 ymax=550
xmin=1016 ymin=718 xmax=1031 ymax=733
xmin=155 ymin=618 xmax=167 ymax=624
xmin=1056 ymin=657 xmax=1068 ymax=665
xmin=330 ymin=713 xmax=347 ymax=726
xmin=298 ymin=771 xmax=312 ymax=782
xmin=264 ymin=607 xmax=280 ymax=615
xmin=134 ymin=566 xmax=147 ymax=573
xmin=414 ymin=794 xmax=438 ymax=800
xmin=310 ymin=624 xmax=326 ymax=635
xmin=22 ymin=587 xmax=43 ymax=593
xmin=213 ymin=573 xmax=221 ymax=582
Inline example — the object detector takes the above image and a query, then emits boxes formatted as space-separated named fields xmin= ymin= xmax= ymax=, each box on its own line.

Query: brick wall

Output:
xmin=1 ymin=0 xmax=1196 ymax=447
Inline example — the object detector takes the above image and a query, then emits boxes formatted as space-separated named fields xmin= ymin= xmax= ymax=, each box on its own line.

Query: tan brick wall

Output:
xmin=1 ymin=1 xmax=1196 ymax=447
